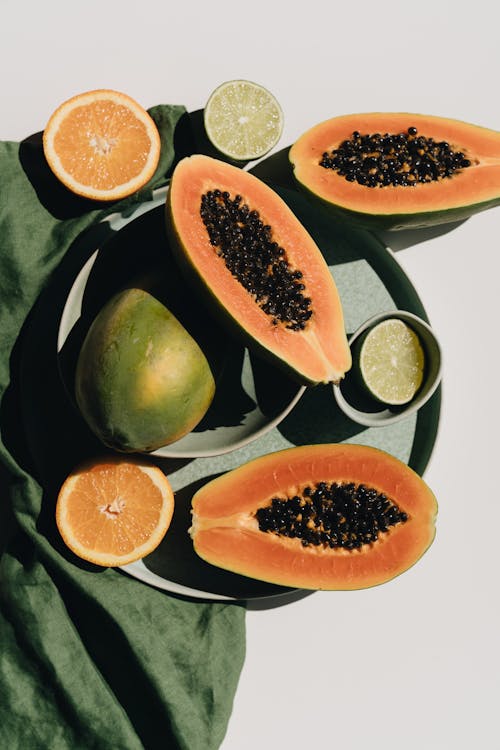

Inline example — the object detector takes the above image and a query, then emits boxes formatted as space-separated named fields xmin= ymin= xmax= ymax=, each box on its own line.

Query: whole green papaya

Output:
xmin=75 ymin=288 xmax=215 ymax=452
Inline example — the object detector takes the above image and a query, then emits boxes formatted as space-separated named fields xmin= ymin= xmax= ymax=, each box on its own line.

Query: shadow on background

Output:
xmin=16 ymin=108 xmax=212 ymax=223
xmin=143 ymin=473 xmax=303 ymax=603
xmin=1 ymin=223 xmax=121 ymax=563
xmin=378 ymin=221 xmax=466 ymax=251
xmin=18 ymin=132 xmax=107 ymax=219
xmin=251 ymin=146 xmax=468 ymax=250
xmin=182 ymin=109 xmax=250 ymax=167
xmin=57 ymin=204 xmax=303 ymax=438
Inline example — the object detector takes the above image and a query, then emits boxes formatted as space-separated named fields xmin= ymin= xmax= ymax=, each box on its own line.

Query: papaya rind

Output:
xmin=190 ymin=443 xmax=438 ymax=591
xmin=290 ymin=180 xmax=500 ymax=231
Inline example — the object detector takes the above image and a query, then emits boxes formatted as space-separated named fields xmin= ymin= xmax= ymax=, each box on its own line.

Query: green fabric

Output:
xmin=0 ymin=105 xmax=246 ymax=750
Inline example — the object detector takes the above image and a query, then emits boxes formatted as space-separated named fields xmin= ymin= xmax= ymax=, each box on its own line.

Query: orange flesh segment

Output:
xmin=290 ymin=112 xmax=500 ymax=214
xmin=53 ymin=101 xmax=152 ymax=190
xmin=57 ymin=459 xmax=174 ymax=565
xmin=169 ymin=155 xmax=351 ymax=383
xmin=66 ymin=466 xmax=164 ymax=554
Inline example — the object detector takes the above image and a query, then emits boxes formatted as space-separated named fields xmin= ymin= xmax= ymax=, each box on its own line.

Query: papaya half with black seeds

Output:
xmin=290 ymin=112 xmax=500 ymax=230
xmin=189 ymin=443 xmax=437 ymax=591
xmin=165 ymin=154 xmax=351 ymax=386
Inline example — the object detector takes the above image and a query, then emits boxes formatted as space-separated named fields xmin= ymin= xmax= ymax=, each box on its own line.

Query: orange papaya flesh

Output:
xmin=290 ymin=112 xmax=500 ymax=230
xmin=190 ymin=444 xmax=437 ymax=591
xmin=165 ymin=154 xmax=351 ymax=385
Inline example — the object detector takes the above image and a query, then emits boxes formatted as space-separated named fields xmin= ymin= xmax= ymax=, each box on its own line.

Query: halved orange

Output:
xmin=56 ymin=457 xmax=174 ymax=567
xmin=43 ymin=89 xmax=161 ymax=201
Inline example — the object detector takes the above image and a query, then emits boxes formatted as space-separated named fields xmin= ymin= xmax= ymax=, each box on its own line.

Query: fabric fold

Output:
xmin=0 ymin=105 xmax=246 ymax=750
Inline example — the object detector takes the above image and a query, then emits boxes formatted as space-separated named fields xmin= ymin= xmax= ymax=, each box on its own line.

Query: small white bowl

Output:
xmin=333 ymin=310 xmax=442 ymax=428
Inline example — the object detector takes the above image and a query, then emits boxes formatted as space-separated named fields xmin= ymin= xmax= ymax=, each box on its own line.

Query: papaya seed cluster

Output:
xmin=320 ymin=126 xmax=472 ymax=187
xmin=255 ymin=481 xmax=409 ymax=549
xmin=200 ymin=189 xmax=313 ymax=331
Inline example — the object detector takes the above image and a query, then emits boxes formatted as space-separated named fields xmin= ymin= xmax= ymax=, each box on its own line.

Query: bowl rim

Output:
xmin=332 ymin=309 xmax=442 ymax=428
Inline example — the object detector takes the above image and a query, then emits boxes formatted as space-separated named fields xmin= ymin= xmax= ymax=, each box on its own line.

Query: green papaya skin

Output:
xmin=289 ymin=112 xmax=500 ymax=231
xmin=75 ymin=288 xmax=215 ymax=452
xmin=289 ymin=184 xmax=500 ymax=231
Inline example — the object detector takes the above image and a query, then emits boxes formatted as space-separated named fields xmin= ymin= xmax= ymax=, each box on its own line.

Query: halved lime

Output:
xmin=204 ymin=79 xmax=284 ymax=161
xmin=358 ymin=318 xmax=425 ymax=405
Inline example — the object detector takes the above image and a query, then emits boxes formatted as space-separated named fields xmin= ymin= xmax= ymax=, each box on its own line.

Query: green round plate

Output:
xmin=21 ymin=160 xmax=440 ymax=602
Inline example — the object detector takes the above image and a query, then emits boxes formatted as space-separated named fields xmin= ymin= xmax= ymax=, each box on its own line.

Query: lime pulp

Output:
xmin=204 ymin=79 xmax=284 ymax=161
xmin=358 ymin=318 xmax=425 ymax=405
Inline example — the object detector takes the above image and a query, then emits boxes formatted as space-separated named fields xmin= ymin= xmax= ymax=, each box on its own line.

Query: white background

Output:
xmin=2 ymin=1 xmax=499 ymax=748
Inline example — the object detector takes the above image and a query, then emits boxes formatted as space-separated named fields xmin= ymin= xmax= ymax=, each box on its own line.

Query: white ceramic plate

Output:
xmin=56 ymin=186 xmax=305 ymax=459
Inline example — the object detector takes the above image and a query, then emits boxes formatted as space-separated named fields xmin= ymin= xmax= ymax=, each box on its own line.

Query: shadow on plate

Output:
xmin=56 ymin=203 xmax=304 ymax=448
xmin=57 ymin=205 xmax=235 ymax=420
xmin=276 ymin=382 xmax=366 ymax=445
xmin=275 ymin=356 xmax=440 ymax=477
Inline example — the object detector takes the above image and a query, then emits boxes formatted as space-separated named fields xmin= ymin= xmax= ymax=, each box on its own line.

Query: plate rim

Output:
xmin=56 ymin=184 xmax=306 ymax=460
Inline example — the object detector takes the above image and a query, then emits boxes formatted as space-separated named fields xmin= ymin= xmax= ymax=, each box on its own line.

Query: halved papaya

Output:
xmin=190 ymin=444 xmax=437 ymax=590
xmin=165 ymin=155 xmax=351 ymax=385
xmin=290 ymin=112 xmax=500 ymax=229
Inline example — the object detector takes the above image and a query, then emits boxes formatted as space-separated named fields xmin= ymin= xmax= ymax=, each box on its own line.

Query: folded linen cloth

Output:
xmin=0 ymin=105 xmax=246 ymax=750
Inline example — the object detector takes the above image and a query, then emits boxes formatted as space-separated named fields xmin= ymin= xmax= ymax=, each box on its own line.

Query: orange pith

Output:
xmin=56 ymin=458 xmax=174 ymax=567
xmin=43 ymin=89 xmax=161 ymax=201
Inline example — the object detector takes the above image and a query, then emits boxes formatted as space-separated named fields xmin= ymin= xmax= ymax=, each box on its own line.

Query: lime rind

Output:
xmin=204 ymin=79 xmax=284 ymax=161
xmin=358 ymin=318 xmax=425 ymax=405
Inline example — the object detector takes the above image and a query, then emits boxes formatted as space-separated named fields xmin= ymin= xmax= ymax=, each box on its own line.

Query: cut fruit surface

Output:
xmin=190 ymin=443 xmax=438 ymax=591
xmin=359 ymin=318 xmax=425 ymax=405
xmin=166 ymin=155 xmax=351 ymax=385
xmin=43 ymin=89 xmax=161 ymax=201
xmin=56 ymin=457 xmax=174 ymax=567
xmin=204 ymin=80 xmax=284 ymax=161
xmin=290 ymin=112 xmax=500 ymax=229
